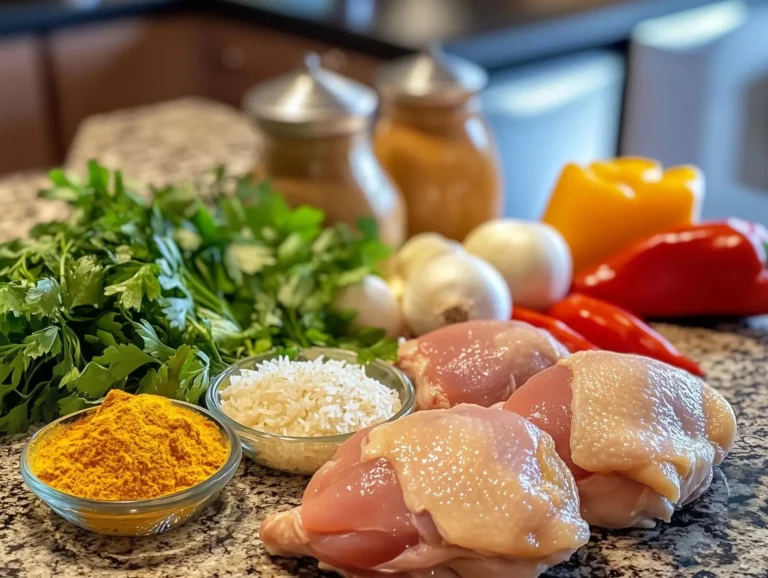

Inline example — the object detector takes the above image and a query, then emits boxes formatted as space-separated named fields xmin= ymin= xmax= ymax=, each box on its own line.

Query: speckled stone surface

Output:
xmin=1 ymin=323 xmax=766 ymax=577
xmin=0 ymin=99 xmax=766 ymax=577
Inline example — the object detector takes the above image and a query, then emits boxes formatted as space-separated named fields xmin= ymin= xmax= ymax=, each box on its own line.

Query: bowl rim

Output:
xmin=206 ymin=347 xmax=416 ymax=444
xmin=20 ymin=399 xmax=242 ymax=510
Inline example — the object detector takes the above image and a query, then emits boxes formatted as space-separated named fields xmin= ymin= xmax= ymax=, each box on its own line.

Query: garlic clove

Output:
xmin=396 ymin=233 xmax=464 ymax=283
xmin=334 ymin=275 xmax=404 ymax=339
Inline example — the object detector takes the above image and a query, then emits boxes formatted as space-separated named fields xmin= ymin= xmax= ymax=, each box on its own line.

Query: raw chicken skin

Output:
xmin=260 ymin=405 xmax=589 ymax=578
xmin=397 ymin=320 xmax=568 ymax=410
xmin=504 ymin=350 xmax=737 ymax=528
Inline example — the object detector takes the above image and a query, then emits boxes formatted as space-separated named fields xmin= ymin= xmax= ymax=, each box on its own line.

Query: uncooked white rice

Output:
xmin=219 ymin=356 xmax=401 ymax=437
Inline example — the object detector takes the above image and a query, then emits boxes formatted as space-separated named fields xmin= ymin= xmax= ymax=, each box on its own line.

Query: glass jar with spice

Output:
xmin=373 ymin=47 xmax=503 ymax=241
xmin=244 ymin=54 xmax=406 ymax=247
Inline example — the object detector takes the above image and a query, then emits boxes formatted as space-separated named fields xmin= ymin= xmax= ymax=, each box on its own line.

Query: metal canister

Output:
xmin=244 ymin=54 xmax=406 ymax=247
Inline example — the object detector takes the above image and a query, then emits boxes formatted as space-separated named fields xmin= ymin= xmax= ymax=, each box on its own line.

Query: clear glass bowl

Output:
xmin=206 ymin=347 xmax=415 ymax=475
xmin=20 ymin=400 xmax=242 ymax=536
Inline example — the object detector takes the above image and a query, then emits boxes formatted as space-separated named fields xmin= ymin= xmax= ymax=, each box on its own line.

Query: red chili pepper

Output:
xmin=740 ymin=270 xmax=768 ymax=312
xmin=512 ymin=307 xmax=598 ymax=353
xmin=572 ymin=219 xmax=768 ymax=317
xmin=548 ymin=294 xmax=704 ymax=376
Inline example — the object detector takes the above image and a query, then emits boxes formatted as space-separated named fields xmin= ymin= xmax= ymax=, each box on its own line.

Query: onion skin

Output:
xmin=464 ymin=220 xmax=572 ymax=311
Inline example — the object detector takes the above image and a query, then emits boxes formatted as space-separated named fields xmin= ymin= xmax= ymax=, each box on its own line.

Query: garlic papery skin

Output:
xmin=387 ymin=275 xmax=406 ymax=303
xmin=464 ymin=219 xmax=572 ymax=311
xmin=334 ymin=275 xmax=403 ymax=339
xmin=403 ymin=253 xmax=512 ymax=336
xmin=396 ymin=233 xmax=464 ymax=283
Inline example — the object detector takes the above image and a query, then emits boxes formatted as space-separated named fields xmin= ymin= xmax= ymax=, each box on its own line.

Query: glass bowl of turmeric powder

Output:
xmin=20 ymin=391 xmax=242 ymax=536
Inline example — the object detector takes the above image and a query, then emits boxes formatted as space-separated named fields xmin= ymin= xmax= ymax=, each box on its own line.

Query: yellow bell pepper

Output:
xmin=541 ymin=157 xmax=703 ymax=273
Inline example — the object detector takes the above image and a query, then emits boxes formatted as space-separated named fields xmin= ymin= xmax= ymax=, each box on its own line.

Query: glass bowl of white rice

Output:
xmin=205 ymin=348 xmax=415 ymax=475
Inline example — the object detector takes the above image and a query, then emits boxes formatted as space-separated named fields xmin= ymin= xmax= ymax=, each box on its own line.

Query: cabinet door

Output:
xmin=622 ymin=2 xmax=768 ymax=223
xmin=49 ymin=16 xmax=204 ymax=149
xmin=482 ymin=51 xmax=625 ymax=219
xmin=200 ymin=18 xmax=380 ymax=108
xmin=0 ymin=35 xmax=55 ymax=174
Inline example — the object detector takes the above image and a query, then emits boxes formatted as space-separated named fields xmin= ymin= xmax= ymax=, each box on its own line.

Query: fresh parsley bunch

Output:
xmin=0 ymin=161 xmax=396 ymax=434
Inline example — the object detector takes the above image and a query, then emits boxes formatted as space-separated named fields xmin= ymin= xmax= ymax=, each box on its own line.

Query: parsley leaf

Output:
xmin=96 ymin=312 xmax=129 ymax=342
xmin=23 ymin=327 xmax=61 ymax=359
xmin=26 ymin=279 xmax=61 ymax=316
xmin=93 ymin=344 xmax=157 ymax=381
xmin=69 ymin=362 xmax=115 ymax=397
xmin=0 ymin=284 xmax=25 ymax=315
xmin=58 ymin=392 xmax=89 ymax=416
xmin=138 ymin=345 xmax=198 ymax=398
xmin=64 ymin=255 xmax=103 ymax=309
xmin=227 ymin=242 xmax=275 ymax=275
xmin=0 ymin=403 xmax=28 ymax=434
xmin=161 ymin=297 xmax=194 ymax=330
xmin=133 ymin=319 xmax=176 ymax=361
xmin=104 ymin=265 xmax=161 ymax=310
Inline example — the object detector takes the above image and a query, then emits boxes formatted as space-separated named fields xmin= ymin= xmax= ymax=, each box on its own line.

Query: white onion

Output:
xmin=403 ymin=253 xmax=512 ymax=336
xmin=333 ymin=275 xmax=403 ymax=338
xmin=464 ymin=220 xmax=572 ymax=311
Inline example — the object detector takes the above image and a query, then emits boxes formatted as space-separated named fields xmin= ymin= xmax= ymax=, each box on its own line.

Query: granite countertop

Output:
xmin=1 ymin=0 xmax=761 ymax=67
xmin=0 ymin=99 xmax=767 ymax=577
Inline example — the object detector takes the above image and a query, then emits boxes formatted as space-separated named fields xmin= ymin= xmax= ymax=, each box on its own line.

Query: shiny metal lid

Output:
xmin=243 ymin=53 xmax=377 ymax=136
xmin=375 ymin=45 xmax=488 ymax=104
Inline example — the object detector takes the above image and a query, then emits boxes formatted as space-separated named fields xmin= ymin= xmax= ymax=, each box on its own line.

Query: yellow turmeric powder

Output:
xmin=31 ymin=390 xmax=229 ymax=501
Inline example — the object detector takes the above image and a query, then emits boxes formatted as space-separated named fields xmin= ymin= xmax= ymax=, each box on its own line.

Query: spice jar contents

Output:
xmin=30 ymin=390 xmax=228 ymax=501
xmin=254 ymin=131 xmax=406 ymax=247
xmin=374 ymin=99 xmax=502 ymax=241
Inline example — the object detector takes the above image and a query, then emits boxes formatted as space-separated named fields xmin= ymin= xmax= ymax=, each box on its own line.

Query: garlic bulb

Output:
xmin=334 ymin=275 xmax=403 ymax=338
xmin=464 ymin=220 xmax=572 ymax=311
xmin=387 ymin=275 xmax=406 ymax=303
xmin=396 ymin=233 xmax=464 ymax=282
xmin=403 ymin=253 xmax=512 ymax=336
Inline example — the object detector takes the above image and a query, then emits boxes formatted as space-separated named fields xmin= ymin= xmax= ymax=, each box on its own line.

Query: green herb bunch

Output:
xmin=0 ymin=161 xmax=396 ymax=434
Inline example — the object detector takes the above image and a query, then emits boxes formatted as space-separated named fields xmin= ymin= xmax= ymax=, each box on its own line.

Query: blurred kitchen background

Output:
xmin=1 ymin=0 xmax=768 ymax=223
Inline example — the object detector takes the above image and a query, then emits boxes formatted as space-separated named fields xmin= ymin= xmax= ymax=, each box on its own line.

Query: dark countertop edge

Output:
xmin=203 ymin=0 xmax=411 ymax=60
xmin=444 ymin=0 xmax=721 ymax=69
xmin=207 ymin=0 xmax=753 ymax=69
xmin=0 ymin=0 xmax=764 ymax=68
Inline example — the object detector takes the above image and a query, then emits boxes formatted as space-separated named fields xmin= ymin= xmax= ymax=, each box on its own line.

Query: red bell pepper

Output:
xmin=572 ymin=219 xmax=768 ymax=317
xmin=548 ymin=294 xmax=704 ymax=376
xmin=512 ymin=307 xmax=597 ymax=353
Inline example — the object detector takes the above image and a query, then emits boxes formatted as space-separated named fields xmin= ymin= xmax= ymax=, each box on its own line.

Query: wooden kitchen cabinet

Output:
xmin=47 ymin=15 xmax=381 ymax=153
xmin=199 ymin=18 xmax=381 ymax=108
xmin=0 ymin=35 xmax=55 ymax=174
xmin=0 ymin=12 xmax=384 ymax=175
xmin=48 ymin=16 xmax=204 ymax=149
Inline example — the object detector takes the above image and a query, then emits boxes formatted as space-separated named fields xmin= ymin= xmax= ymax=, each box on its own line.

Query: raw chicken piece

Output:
xmin=260 ymin=405 xmax=589 ymax=578
xmin=504 ymin=350 xmax=737 ymax=528
xmin=397 ymin=320 xmax=568 ymax=410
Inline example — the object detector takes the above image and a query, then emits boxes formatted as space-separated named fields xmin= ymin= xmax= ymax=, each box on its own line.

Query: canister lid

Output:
xmin=375 ymin=45 xmax=488 ymax=103
xmin=243 ymin=53 xmax=377 ymax=136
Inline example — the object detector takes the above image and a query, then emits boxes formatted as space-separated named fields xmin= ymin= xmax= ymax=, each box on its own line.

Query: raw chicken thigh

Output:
xmin=504 ymin=350 xmax=737 ymax=528
xmin=260 ymin=405 xmax=589 ymax=578
xmin=397 ymin=320 xmax=568 ymax=410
